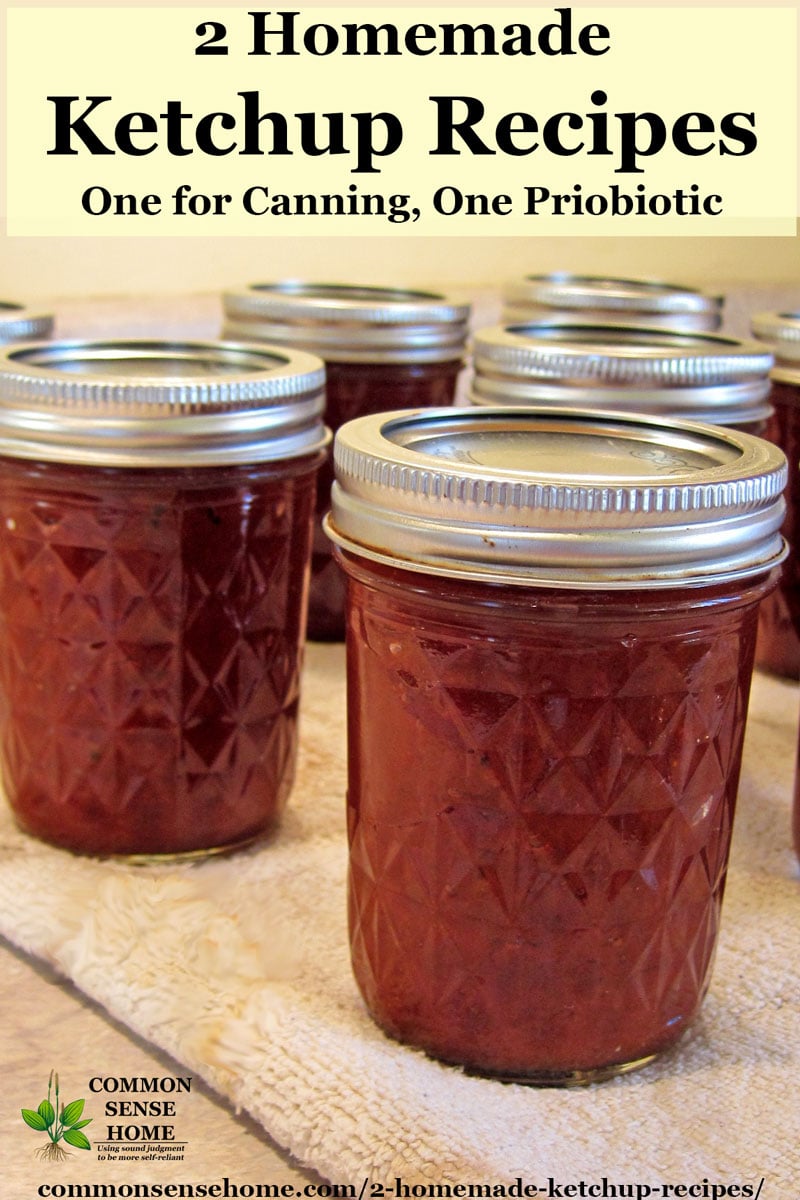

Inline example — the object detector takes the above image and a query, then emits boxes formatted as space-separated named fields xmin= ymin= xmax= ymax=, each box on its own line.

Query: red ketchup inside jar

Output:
xmin=749 ymin=312 xmax=800 ymax=679
xmin=751 ymin=380 xmax=800 ymax=677
xmin=0 ymin=338 xmax=328 ymax=857
xmin=222 ymin=283 xmax=470 ymax=641
xmin=751 ymin=313 xmax=800 ymax=861
xmin=326 ymin=407 xmax=786 ymax=1084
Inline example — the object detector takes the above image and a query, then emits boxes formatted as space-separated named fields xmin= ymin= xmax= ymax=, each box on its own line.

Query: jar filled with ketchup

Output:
xmin=749 ymin=311 xmax=800 ymax=679
xmin=751 ymin=312 xmax=800 ymax=859
xmin=326 ymin=407 xmax=786 ymax=1084
xmin=0 ymin=338 xmax=329 ymax=858
xmin=222 ymin=283 xmax=470 ymax=641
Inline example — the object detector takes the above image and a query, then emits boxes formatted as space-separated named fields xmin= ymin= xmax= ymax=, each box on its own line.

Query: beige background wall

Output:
xmin=3 ymin=234 xmax=800 ymax=306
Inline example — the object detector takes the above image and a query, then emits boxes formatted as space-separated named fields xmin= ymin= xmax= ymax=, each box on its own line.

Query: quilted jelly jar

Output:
xmin=326 ymin=407 xmax=786 ymax=1084
xmin=502 ymin=273 xmax=722 ymax=331
xmin=751 ymin=313 xmax=800 ymax=857
xmin=749 ymin=311 xmax=800 ymax=678
xmin=0 ymin=339 xmax=329 ymax=858
xmin=222 ymin=283 xmax=470 ymax=641
xmin=470 ymin=324 xmax=774 ymax=436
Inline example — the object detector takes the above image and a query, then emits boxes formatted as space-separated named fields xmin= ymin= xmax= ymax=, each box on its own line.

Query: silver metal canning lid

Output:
xmin=0 ymin=339 xmax=329 ymax=467
xmin=0 ymin=302 xmax=54 ymax=343
xmin=502 ymin=274 xmax=722 ymax=332
xmin=325 ymin=407 xmax=787 ymax=588
xmin=751 ymin=311 xmax=800 ymax=384
xmin=471 ymin=324 xmax=774 ymax=425
xmin=222 ymin=282 xmax=471 ymax=363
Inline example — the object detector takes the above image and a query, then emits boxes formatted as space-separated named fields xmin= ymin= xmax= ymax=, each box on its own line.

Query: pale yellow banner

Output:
xmin=5 ymin=7 xmax=797 ymax=236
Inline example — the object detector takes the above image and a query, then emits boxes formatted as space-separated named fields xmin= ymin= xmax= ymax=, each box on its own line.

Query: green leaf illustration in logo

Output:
xmin=21 ymin=1109 xmax=48 ymax=1131
xmin=63 ymin=1129 xmax=92 ymax=1151
xmin=38 ymin=1099 xmax=55 ymax=1127
xmin=21 ymin=1071 xmax=93 ymax=1162
xmin=60 ymin=1099 xmax=85 ymax=1127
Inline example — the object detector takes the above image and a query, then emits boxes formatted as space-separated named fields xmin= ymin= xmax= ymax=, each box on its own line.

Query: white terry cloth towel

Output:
xmin=0 ymin=641 xmax=798 ymax=1189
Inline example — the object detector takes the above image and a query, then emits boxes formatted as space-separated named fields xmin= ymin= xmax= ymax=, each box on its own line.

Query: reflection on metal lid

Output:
xmin=326 ymin=406 xmax=787 ymax=589
xmin=502 ymin=273 xmax=722 ymax=332
xmin=0 ymin=302 xmax=54 ymax=343
xmin=0 ymin=338 xmax=329 ymax=467
xmin=222 ymin=281 xmax=471 ymax=363
xmin=470 ymin=324 xmax=773 ymax=427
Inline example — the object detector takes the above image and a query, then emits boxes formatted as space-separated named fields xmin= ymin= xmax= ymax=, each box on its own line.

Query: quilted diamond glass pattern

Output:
xmin=342 ymin=558 xmax=769 ymax=1081
xmin=0 ymin=456 xmax=318 ymax=856
xmin=306 ymin=359 xmax=462 ymax=641
xmin=755 ymin=381 xmax=800 ymax=678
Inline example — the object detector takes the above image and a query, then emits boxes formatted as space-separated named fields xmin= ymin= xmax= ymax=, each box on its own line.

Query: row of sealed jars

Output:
xmin=218 ymin=277 xmax=766 ymax=646
xmin=9 ymin=282 xmax=740 ymax=863
xmin=0 ymin=282 xmax=794 ymax=1088
xmin=216 ymin=278 xmax=800 ymax=1083
xmin=0 ymin=332 xmax=787 ymax=1084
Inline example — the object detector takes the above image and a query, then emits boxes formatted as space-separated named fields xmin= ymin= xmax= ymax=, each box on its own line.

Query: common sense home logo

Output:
xmin=21 ymin=1071 xmax=93 ymax=1161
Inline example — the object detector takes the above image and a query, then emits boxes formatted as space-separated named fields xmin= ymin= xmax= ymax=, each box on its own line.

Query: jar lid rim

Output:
xmin=223 ymin=281 xmax=471 ymax=325
xmin=0 ymin=337 xmax=325 ymax=402
xmin=473 ymin=323 xmax=773 ymax=387
xmin=0 ymin=302 xmax=54 ymax=343
xmin=504 ymin=273 xmax=722 ymax=314
xmin=752 ymin=309 xmax=800 ymax=334
xmin=0 ymin=338 xmax=329 ymax=466
xmin=327 ymin=406 xmax=787 ymax=587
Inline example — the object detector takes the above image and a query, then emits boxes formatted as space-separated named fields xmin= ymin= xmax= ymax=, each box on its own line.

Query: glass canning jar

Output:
xmin=470 ymin=323 xmax=773 ymax=435
xmin=326 ymin=407 xmax=786 ymax=1084
xmin=749 ymin=311 xmax=800 ymax=678
xmin=222 ymin=283 xmax=470 ymax=641
xmin=0 ymin=339 xmax=329 ymax=858
xmin=751 ymin=312 xmax=800 ymax=858
xmin=502 ymin=273 xmax=723 ymax=331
